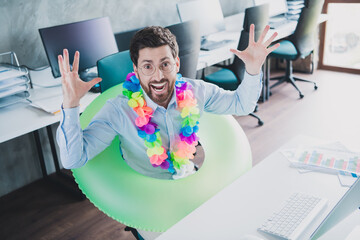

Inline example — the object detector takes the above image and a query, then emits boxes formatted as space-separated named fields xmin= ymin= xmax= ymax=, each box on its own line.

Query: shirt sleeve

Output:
xmin=56 ymin=101 xmax=120 ymax=169
xmin=203 ymin=71 xmax=263 ymax=115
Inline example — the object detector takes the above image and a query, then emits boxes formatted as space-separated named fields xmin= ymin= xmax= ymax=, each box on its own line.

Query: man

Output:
xmin=57 ymin=24 xmax=278 ymax=179
xmin=56 ymin=24 xmax=278 ymax=239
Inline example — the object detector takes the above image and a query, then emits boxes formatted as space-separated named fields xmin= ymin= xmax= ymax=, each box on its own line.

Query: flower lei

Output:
xmin=122 ymin=72 xmax=200 ymax=174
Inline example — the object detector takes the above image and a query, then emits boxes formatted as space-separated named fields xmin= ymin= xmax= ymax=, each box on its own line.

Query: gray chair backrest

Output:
xmin=114 ymin=28 xmax=141 ymax=53
xmin=290 ymin=0 xmax=324 ymax=58
xmin=166 ymin=20 xmax=200 ymax=79
xmin=114 ymin=21 xmax=200 ymax=79
xmin=231 ymin=4 xmax=269 ymax=82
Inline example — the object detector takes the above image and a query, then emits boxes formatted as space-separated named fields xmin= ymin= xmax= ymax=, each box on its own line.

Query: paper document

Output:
xmin=0 ymin=84 xmax=28 ymax=98
xmin=30 ymin=95 xmax=63 ymax=114
xmin=283 ymin=143 xmax=360 ymax=175
xmin=0 ymin=92 xmax=30 ymax=108
xmin=0 ymin=66 xmax=27 ymax=81
xmin=0 ymin=76 xmax=29 ymax=90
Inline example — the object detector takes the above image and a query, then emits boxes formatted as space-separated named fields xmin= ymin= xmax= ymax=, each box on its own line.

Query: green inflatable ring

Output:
xmin=73 ymin=83 xmax=252 ymax=232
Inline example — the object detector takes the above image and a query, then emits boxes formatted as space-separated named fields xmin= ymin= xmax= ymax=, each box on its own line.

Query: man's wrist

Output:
xmin=245 ymin=66 xmax=261 ymax=76
xmin=63 ymin=100 xmax=80 ymax=109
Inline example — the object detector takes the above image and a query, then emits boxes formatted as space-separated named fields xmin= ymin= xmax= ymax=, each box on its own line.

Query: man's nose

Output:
xmin=153 ymin=66 xmax=164 ymax=80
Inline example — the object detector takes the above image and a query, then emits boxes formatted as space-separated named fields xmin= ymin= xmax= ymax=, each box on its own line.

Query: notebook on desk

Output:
xmin=29 ymin=94 xmax=63 ymax=115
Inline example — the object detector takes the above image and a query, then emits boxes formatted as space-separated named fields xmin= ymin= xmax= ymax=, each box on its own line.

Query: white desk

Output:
xmin=157 ymin=135 xmax=357 ymax=240
xmin=0 ymin=68 xmax=98 ymax=144
xmin=0 ymin=68 xmax=98 ymax=180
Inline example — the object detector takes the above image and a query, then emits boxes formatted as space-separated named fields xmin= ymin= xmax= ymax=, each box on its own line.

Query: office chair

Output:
xmin=269 ymin=0 xmax=324 ymax=98
xmin=166 ymin=20 xmax=200 ymax=79
xmin=204 ymin=4 xmax=269 ymax=126
xmin=115 ymin=28 xmax=141 ymax=52
xmin=97 ymin=50 xmax=133 ymax=93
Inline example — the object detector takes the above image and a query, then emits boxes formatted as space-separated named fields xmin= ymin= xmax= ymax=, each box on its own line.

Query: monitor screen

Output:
xmin=177 ymin=0 xmax=225 ymax=37
xmin=39 ymin=17 xmax=118 ymax=79
xmin=311 ymin=176 xmax=360 ymax=238
xmin=253 ymin=0 xmax=288 ymax=17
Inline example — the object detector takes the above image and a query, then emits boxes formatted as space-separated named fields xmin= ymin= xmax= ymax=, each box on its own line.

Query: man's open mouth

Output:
xmin=151 ymin=82 xmax=167 ymax=93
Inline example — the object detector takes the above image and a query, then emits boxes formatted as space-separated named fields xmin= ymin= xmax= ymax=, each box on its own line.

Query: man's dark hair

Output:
xmin=130 ymin=26 xmax=179 ymax=66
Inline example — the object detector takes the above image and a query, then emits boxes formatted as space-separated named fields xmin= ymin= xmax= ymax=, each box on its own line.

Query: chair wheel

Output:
xmin=300 ymin=94 xmax=304 ymax=98
xmin=258 ymin=120 xmax=264 ymax=126
xmin=314 ymin=85 xmax=318 ymax=90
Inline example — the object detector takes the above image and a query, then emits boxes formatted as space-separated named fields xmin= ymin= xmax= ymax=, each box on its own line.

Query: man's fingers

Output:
xmin=72 ymin=51 xmax=80 ymax=73
xmin=86 ymin=77 xmax=102 ymax=90
xmin=249 ymin=24 xmax=255 ymax=44
xmin=58 ymin=55 xmax=66 ymax=77
xmin=267 ymin=43 xmax=280 ymax=54
xmin=263 ymin=32 xmax=278 ymax=47
xmin=230 ymin=48 xmax=243 ymax=59
xmin=257 ymin=25 xmax=270 ymax=44
xmin=64 ymin=49 xmax=71 ymax=72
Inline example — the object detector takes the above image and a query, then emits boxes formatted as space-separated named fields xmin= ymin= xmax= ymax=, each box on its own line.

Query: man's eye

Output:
xmin=162 ymin=62 xmax=170 ymax=68
xmin=143 ymin=64 xmax=152 ymax=70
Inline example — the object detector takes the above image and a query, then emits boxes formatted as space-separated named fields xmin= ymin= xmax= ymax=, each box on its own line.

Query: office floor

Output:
xmin=1 ymin=69 xmax=359 ymax=240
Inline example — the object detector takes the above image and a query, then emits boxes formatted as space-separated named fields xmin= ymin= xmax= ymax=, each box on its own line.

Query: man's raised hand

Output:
xmin=58 ymin=49 xmax=102 ymax=108
xmin=230 ymin=24 xmax=280 ymax=75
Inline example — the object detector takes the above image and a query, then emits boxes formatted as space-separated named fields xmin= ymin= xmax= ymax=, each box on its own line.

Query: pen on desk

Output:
xmin=53 ymin=109 xmax=61 ymax=115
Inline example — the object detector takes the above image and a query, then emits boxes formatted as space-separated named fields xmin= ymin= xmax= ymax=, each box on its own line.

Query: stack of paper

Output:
xmin=0 ymin=65 xmax=30 ymax=108
xmin=287 ymin=0 xmax=305 ymax=20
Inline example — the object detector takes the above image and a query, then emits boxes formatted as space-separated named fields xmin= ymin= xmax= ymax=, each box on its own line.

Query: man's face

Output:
xmin=134 ymin=45 xmax=180 ymax=108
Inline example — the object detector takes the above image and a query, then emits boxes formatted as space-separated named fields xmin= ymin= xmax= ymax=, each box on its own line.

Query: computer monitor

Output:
xmin=176 ymin=0 xmax=226 ymax=38
xmin=39 ymin=17 xmax=118 ymax=91
xmin=311 ymin=176 xmax=360 ymax=238
xmin=253 ymin=0 xmax=288 ymax=17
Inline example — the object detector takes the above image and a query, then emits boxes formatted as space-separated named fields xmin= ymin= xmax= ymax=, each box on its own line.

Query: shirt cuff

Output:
xmin=241 ymin=71 xmax=262 ymax=86
xmin=61 ymin=105 xmax=80 ymax=127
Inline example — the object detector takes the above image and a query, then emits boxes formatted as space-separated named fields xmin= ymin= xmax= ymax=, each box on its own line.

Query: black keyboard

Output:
xmin=201 ymin=39 xmax=235 ymax=51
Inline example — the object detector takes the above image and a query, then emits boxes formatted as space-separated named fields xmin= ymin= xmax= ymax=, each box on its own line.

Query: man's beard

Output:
xmin=139 ymin=76 xmax=176 ymax=108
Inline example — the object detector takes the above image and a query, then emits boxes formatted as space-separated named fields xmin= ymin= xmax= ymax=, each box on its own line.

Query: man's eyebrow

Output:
xmin=140 ymin=57 xmax=171 ymax=64
xmin=140 ymin=59 xmax=153 ymax=64
xmin=160 ymin=57 xmax=170 ymax=61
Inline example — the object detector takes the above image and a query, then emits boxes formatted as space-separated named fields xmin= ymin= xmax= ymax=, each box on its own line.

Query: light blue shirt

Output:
xmin=56 ymin=72 xmax=262 ymax=179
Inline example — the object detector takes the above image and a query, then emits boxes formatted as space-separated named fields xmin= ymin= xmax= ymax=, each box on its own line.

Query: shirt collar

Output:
xmin=141 ymin=84 xmax=178 ymax=111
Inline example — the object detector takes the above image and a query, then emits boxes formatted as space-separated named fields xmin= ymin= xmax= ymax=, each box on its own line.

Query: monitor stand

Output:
xmin=79 ymin=66 xmax=101 ymax=93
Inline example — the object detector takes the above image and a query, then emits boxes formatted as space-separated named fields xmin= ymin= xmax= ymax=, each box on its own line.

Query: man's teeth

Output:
xmin=151 ymin=82 xmax=166 ymax=92
xmin=151 ymin=82 xmax=166 ymax=87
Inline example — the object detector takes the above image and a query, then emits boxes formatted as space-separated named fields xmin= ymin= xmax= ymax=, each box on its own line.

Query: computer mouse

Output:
xmin=238 ymin=234 xmax=265 ymax=240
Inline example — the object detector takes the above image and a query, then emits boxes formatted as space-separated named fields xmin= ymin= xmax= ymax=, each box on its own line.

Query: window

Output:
xmin=319 ymin=0 xmax=360 ymax=74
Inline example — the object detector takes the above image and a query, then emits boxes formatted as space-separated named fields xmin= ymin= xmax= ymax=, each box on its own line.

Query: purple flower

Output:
xmin=160 ymin=160 xmax=170 ymax=169
xmin=144 ymin=124 xmax=155 ymax=135
xmin=126 ymin=72 xmax=136 ymax=81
